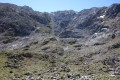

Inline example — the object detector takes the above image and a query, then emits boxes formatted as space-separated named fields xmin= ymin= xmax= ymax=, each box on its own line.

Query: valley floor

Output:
xmin=0 ymin=33 xmax=120 ymax=80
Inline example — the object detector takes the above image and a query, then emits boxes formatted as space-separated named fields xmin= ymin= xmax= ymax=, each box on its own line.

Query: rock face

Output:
xmin=106 ymin=3 xmax=120 ymax=18
xmin=0 ymin=3 xmax=120 ymax=39
xmin=0 ymin=3 xmax=51 ymax=37
xmin=50 ymin=3 xmax=120 ymax=38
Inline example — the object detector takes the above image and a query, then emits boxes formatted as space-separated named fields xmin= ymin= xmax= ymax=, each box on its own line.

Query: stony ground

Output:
xmin=0 ymin=32 xmax=120 ymax=80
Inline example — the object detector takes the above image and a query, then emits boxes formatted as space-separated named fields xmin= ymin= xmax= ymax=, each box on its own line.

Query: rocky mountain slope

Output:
xmin=0 ymin=3 xmax=51 ymax=36
xmin=0 ymin=3 xmax=120 ymax=80
xmin=51 ymin=4 xmax=120 ymax=38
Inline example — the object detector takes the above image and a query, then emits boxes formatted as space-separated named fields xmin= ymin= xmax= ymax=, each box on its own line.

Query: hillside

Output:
xmin=0 ymin=3 xmax=120 ymax=80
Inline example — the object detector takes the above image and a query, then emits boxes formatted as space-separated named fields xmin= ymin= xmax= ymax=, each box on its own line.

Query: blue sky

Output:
xmin=0 ymin=0 xmax=120 ymax=12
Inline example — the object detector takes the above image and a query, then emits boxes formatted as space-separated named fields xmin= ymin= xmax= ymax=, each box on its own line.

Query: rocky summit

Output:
xmin=0 ymin=3 xmax=120 ymax=80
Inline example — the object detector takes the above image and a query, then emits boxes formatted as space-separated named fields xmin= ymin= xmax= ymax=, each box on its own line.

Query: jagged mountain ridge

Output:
xmin=0 ymin=3 xmax=51 ymax=37
xmin=51 ymin=3 xmax=120 ymax=38
xmin=0 ymin=3 xmax=120 ymax=39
